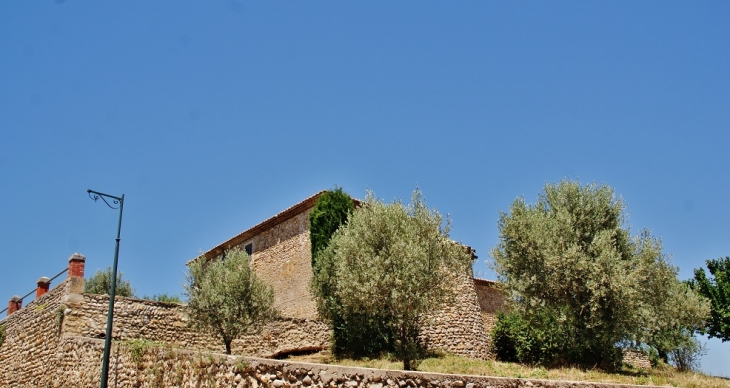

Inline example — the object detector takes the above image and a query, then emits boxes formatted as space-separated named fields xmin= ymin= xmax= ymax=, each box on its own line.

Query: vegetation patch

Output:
xmin=142 ymin=293 xmax=183 ymax=303
xmin=124 ymin=339 xmax=159 ymax=366
xmin=297 ymin=353 xmax=729 ymax=388
xmin=54 ymin=304 xmax=66 ymax=327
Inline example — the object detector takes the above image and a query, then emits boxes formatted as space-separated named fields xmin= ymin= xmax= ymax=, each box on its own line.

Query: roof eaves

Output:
xmin=191 ymin=190 xmax=328 ymax=263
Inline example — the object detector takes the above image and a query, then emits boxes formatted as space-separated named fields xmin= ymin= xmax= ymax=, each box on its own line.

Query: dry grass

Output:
xmin=286 ymin=351 xmax=729 ymax=388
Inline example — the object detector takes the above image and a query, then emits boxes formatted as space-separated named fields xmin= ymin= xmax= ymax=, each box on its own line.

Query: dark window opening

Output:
xmin=244 ymin=243 xmax=253 ymax=256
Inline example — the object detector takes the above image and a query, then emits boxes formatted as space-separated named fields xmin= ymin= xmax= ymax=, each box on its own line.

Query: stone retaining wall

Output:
xmin=49 ymin=337 xmax=660 ymax=388
xmin=66 ymin=293 xmax=330 ymax=357
xmin=0 ymin=278 xmax=71 ymax=387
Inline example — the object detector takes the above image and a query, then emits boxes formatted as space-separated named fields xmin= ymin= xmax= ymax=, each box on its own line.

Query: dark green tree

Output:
xmin=309 ymin=186 xmax=354 ymax=267
xmin=84 ymin=267 xmax=135 ymax=298
xmin=690 ymin=257 xmax=730 ymax=341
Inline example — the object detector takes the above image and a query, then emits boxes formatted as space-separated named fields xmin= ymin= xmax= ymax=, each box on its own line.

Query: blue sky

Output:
xmin=1 ymin=1 xmax=728 ymax=377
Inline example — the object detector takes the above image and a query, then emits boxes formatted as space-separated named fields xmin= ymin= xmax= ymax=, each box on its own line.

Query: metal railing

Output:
xmin=0 ymin=267 xmax=69 ymax=316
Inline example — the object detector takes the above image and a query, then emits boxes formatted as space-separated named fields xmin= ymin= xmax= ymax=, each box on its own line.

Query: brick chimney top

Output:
xmin=68 ymin=253 xmax=86 ymax=278
xmin=36 ymin=276 xmax=52 ymax=298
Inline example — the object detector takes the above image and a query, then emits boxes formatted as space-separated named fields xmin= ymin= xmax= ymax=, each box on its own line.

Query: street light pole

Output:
xmin=87 ymin=189 xmax=125 ymax=388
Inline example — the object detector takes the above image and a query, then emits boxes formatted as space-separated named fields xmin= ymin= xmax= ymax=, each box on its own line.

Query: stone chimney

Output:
xmin=36 ymin=276 xmax=51 ymax=298
xmin=7 ymin=295 xmax=22 ymax=316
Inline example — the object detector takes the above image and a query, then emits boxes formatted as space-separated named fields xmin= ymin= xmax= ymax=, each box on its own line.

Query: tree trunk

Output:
xmin=225 ymin=340 xmax=232 ymax=355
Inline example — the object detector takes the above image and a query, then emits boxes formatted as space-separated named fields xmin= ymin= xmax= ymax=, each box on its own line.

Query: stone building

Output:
xmin=199 ymin=191 xmax=505 ymax=359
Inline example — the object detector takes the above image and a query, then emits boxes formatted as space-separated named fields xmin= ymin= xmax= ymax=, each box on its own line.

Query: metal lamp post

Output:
xmin=87 ymin=189 xmax=124 ymax=388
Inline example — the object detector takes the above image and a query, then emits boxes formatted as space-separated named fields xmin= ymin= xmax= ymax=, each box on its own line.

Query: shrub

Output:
xmin=143 ymin=293 xmax=183 ymax=303
xmin=492 ymin=310 xmax=567 ymax=366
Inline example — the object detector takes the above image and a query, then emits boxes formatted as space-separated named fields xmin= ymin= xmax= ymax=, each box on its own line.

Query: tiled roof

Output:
xmin=473 ymin=277 xmax=500 ymax=286
xmin=191 ymin=191 xmax=477 ymax=266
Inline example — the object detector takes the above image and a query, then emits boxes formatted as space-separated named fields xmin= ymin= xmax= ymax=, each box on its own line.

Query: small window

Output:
xmin=244 ymin=243 xmax=253 ymax=256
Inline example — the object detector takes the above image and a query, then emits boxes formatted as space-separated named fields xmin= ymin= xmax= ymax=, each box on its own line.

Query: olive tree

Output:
xmin=312 ymin=189 xmax=472 ymax=370
xmin=185 ymin=247 xmax=277 ymax=354
xmin=310 ymin=187 xmax=392 ymax=357
xmin=84 ymin=267 xmax=135 ymax=298
xmin=649 ymin=279 xmax=709 ymax=364
xmin=491 ymin=180 xmax=709 ymax=367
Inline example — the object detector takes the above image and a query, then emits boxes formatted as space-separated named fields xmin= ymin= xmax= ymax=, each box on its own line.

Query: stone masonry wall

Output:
xmin=50 ymin=337 xmax=661 ymax=388
xmin=421 ymin=272 xmax=491 ymax=360
xmin=224 ymin=201 xmax=498 ymax=359
xmin=0 ymin=277 xmax=74 ymax=387
xmin=0 ymin=272 xmax=329 ymax=387
xmin=622 ymin=350 xmax=651 ymax=370
xmin=472 ymin=280 xmax=505 ymax=334
xmin=66 ymin=293 xmax=330 ymax=357
xmin=239 ymin=209 xmax=318 ymax=319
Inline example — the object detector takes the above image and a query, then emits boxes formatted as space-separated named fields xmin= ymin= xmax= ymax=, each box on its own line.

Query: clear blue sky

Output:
xmin=1 ymin=1 xmax=728 ymax=377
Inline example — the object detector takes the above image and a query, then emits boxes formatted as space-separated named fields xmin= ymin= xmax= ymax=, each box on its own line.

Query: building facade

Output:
xmin=201 ymin=191 xmax=504 ymax=359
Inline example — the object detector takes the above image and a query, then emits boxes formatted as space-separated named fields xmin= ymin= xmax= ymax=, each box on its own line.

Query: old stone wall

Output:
xmin=0 ymin=278 xmax=71 ymax=387
xmin=239 ymin=209 xmax=318 ymax=319
xmin=66 ymin=293 xmax=330 ymax=357
xmin=622 ymin=350 xmax=651 ymax=370
xmin=46 ymin=338 xmax=660 ymax=388
xmin=0 ymin=275 xmax=329 ymax=388
xmin=222 ymin=202 xmax=499 ymax=359
xmin=421 ymin=272 xmax=491 ymax=360
xmin=472 ymin=279 xmax=505 ymax=334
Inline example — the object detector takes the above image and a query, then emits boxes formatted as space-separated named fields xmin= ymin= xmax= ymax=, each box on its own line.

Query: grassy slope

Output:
xmin=287 ymin=352 xmax=729 ymax=388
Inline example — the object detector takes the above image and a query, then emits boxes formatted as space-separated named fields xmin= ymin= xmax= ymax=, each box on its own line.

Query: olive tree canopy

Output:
xmin=312 ymin=189 xmax=472 ymax=370
xmin=491 ymin=180 xmax=708 ymax=366
xmin=185 ymin=247 xmax=277 ymax=354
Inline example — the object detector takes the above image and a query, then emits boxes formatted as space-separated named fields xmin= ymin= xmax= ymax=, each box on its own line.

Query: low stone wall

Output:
xmin=622 ymin=350 xmax=651 ymax=370
xmin=51 ymin=337 xmax=660 ymax=388
xmin=66 ymin=293 xmax=330 ymax=357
